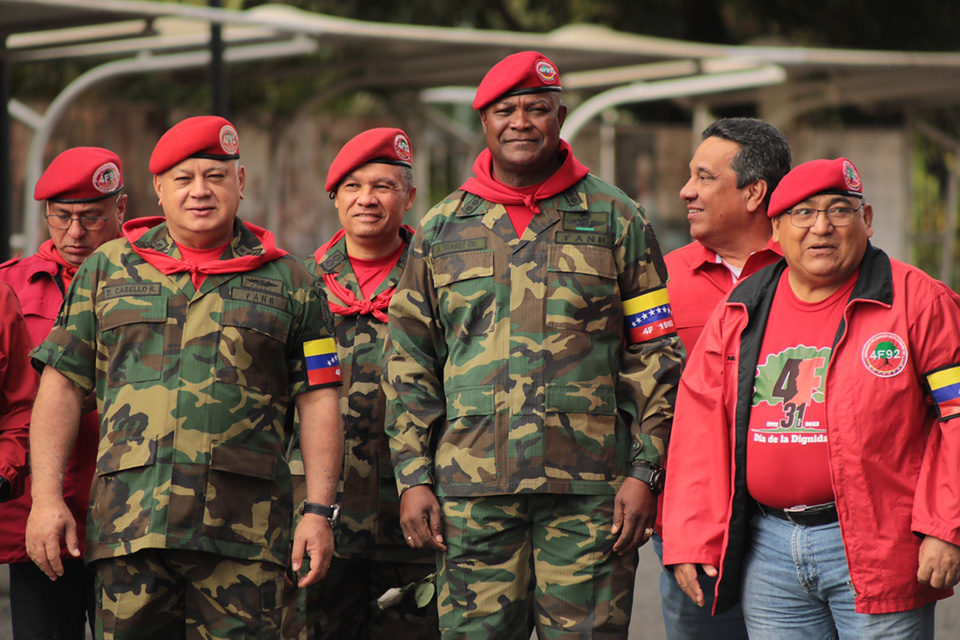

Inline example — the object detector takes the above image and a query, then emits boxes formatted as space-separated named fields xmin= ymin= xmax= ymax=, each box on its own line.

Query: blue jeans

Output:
xmin=652 ymin=534 xmax=748 ymax=640
xmin=741 ymin=513 xmax=935 ymax=640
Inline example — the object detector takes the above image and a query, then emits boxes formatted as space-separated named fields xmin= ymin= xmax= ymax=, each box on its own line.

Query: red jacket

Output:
xmin=0 ymin=282 xmax=33 ymax=507
xmin=664 ymin=238 xmax=781 ymax=353
xmin=0 ymin=254 xmax=98 ymax=563
xmin=657 ymin=239 xmax=780 ymax=532
xmin=663 ymin=245 xmax=960 ymax=615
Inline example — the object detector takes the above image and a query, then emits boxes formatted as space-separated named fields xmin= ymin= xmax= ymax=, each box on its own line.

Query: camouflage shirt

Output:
xmin=32 ymin=219 xmax=336 ymax=567
xmin=302 ymin=226 xmax=431 ymax=563
xmin=384 ymin=174 xmax=684 ymax=498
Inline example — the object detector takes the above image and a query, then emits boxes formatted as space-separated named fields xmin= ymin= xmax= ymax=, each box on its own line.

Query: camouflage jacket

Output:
xmin=384 ymin=174 xmax=684 ymax=497
xmin=32 ymin=219 xmax=335 ymax=567
xmin=301 ymin=226 xmax=430 ymax=563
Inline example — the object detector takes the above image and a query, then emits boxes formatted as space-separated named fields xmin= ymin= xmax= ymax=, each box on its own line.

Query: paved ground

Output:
xmin=1 ymin=544 xmax=957 ymax=638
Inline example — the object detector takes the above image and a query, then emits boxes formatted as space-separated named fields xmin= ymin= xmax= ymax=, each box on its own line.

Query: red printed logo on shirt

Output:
xmin=861 ymin=332 xmax=907 ymax=378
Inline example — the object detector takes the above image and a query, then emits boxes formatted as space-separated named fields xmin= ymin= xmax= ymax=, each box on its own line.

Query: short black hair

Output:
xmin=702 ymin=118 xmax=792 ymax=207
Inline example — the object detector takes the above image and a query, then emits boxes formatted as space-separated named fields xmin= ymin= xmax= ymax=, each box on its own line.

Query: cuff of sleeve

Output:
xmin=394 ymin=457 xmax=434 ymax=495
xmin=630 ymin=434 xmax=664 ymax=467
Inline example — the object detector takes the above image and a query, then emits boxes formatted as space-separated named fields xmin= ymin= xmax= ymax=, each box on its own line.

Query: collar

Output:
xmin=729 ymin=242 xmax=890 ymax=314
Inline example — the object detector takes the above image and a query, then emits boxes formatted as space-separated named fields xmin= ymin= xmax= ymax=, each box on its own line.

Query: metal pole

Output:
xmin=210 ymin=0 xmax=227 ymax=117
xmin=1 ymin=36 xmax=11 ymax=260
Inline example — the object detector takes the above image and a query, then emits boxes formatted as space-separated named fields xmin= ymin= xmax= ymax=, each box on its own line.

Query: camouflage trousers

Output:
xmin=93 ymin=549 xmax=284 ymax=640
xmin=437 ymin=494 xmax=637 ymax=640
xmin=282 ymin=554 xmax=439 ymax=640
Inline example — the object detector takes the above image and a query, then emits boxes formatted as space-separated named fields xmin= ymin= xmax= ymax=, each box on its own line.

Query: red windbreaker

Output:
xmin=663 ymin=246 xmax=960 ymax=615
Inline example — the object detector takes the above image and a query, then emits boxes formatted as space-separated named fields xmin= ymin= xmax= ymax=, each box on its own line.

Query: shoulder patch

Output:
xmin=624 ymin=287 xmax=675 ymax=344
xmin=926 ymin=363 xmax=960 ymax=421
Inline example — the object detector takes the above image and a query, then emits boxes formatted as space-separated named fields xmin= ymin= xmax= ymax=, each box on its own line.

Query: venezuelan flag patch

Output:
xmin=926 ymin=364 xmax=960 ymax=421
xmin=304 ymin=338 xmax=342 ymax=386
xmin=624 ymin=287 xmax=675 ymax=344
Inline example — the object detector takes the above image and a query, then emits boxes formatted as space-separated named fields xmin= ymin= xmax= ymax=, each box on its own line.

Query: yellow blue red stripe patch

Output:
xmin=926 ymin=364 xmax=960 ymax=421
xmin=624 ymin=287 xmax=675 ymax=344
xmin=304 ymin=337 xmax=341 ymax=386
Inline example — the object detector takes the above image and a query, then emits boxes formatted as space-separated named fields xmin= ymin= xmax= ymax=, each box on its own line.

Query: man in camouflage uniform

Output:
xmin=25 ymin=116 xmax=343 ymax=640
xmin=383 ymin=51 xmax=684 ymax=640
xmin=284 ymin=127 xmax=439 ymax=640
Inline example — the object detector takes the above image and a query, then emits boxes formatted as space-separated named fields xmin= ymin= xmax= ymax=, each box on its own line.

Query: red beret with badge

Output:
xmin=473 ymin=50 xmax=562 ymax=111
xmin=149 ymin=115 xmax=240 ymax=175
xmin=325 ymin=127 xmax=413 ymax=194
xmin=768 ymin=157 xmax=863 ymax=218
xmin=34 ymin=147 xmax=123 ymax=203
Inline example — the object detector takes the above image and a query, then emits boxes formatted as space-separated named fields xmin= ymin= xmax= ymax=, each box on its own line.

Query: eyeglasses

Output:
xmin=785 ymin=204 xmax=863 ymax=228
xmin=44 ymin=194 xmax=121 ymax=230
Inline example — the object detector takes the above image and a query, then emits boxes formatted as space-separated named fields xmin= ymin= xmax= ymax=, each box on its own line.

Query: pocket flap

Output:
xmin=431 ymin=251 xmax=494 ymax=288
xmin=96 ymin=437 xmax=157 ymax=476
xmin=210 ymin=443 xmax=277 ymax=481
xmin=99 ymin=299 xmax=168 ymax=332
xmin=445 ymin=386 xmax=495 ymax=418
xmin=547 ymin=244 xmax=617 ymax=279
xmin=545 ymin=384 xmax=617 ymax=415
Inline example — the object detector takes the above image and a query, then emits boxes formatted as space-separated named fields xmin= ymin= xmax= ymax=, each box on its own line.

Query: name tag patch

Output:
xmin=102 ymin=283 xmax=162 ymax=299
xmin=228 ymin=287 xmax=289 ymax=311
xmin=433 ymin=238 xmax=487 ymax=257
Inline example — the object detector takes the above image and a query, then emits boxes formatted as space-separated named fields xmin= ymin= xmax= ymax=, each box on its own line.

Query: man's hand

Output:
xmin=611 ymin=476 xmax=656 ymax=554
xmin=917 ymin=535 xmax=960 ymax=589
xmin=400 ymin=485 xmax=446 ymax=550
xmin=671 ymin=563 xmax=718 ymax=607
xmin=291 ymin=514 xmax=335 ymax=588
xmin=25 ymin=496 xmax=79 ymax=581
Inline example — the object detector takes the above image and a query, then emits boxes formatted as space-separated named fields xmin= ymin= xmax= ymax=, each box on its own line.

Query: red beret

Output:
xmin=473 ymin=50 xmax=561 ymax=111
xmin=768 ymin=158 xmax=863 ymax=218
xmin=149 ymin=115 xmax=240 ymax=175
xmin=325 ymin=128 xmax=413 ymax=193
xmin=34 ymin=147 xmax=123 ymax=203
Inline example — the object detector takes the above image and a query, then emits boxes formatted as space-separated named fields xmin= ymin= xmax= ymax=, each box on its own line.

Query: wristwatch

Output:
xmin=301 ymin=502 xmax=341 ymax=528
xmin=628 ymin=464 xmax=666 ymax=495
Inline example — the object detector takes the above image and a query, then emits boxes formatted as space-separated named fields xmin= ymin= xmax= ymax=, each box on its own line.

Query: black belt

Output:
xmin=758 ymin=502 xmax=838 ymax=526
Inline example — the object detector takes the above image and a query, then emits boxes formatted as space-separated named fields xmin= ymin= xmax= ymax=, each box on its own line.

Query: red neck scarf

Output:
xmin=314 ymin=227 xmax=412 ymax=323
xmin=35 ymin=238 xmax=78 ymax=289
xmin=460 ymin=139 xmax=590 ymax=213
xmin=122 ymin=216 xmax=286 ymax=278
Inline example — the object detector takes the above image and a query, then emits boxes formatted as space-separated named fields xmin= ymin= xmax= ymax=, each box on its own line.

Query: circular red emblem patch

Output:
xmin=535 ymin=59 xmax=558 ymax=85
xmin=220 ymin=125 xmax=239 ymax=155
xmin=394 ymin=134 xmax=412 ymax=162
xmin=843 ymin=160 xmax=861 ymax=193
xmin=92 ymin=162 xmax=121 ymax=194
xmin=861 ymin=332 xmax=907 ymax=378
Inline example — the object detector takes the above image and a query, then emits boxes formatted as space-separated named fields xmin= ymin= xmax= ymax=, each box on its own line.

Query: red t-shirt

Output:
xmin=502 ymin=181 xmax=542 ymax=237
xmin=177 ymin=241 xmax=230 ymax=289
xmin=746 ymin=268 xmax=858 ymax=509
xmin=350 ymin=241 xmax=405 ymax=300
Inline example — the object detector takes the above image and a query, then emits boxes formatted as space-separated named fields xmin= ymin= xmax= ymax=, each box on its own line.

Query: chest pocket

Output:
xmin=217 ymin=300 xmax=293 ymax=396
xmin=430 ymin=250 xmax=495 ymax=338
xmin=546 ymin=244 xmax=619 ymax=334
xmin=97 ymin=297 xmax=168 ymax=387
